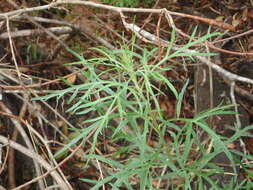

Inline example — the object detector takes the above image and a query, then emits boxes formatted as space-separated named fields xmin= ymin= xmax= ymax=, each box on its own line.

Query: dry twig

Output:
xmin=0 ymin=0 xmax=236 ymax=32
xmin=124 ymin=23 xmax=253 ymax=85
xmin=0 ymin=135 xmax=71 ymax=190
xmin=0 ymin=26 xmax=72 ymax=39
xmin=0 ymin=101 xmax=46 ymax=189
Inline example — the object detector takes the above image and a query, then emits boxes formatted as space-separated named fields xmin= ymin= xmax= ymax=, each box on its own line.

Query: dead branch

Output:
xmin=5 ymin=15 xmax=46 ymax=189
xmin=10 ymin=124 xmax=99 ymax=190
xmin=0 ymin=26 xmax=72 ymax=39
xmin=124 ymin=23 xmax=253 ymax=85
xmin=0 ymin=101 xmax=47 ymax=189
xmin=2 ymin=0 xmax=253 ymax=56
xmin=0 ymin=135 xmax=71 ymax=190
xmin=0 ymin=0 xmax=234 ymax=31
xmin=14 ymin=15 xmax=116 ymax=49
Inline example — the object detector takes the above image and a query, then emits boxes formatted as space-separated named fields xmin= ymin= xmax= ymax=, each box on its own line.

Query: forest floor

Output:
xmin=1 ymin=0 xmax=253 ymax=189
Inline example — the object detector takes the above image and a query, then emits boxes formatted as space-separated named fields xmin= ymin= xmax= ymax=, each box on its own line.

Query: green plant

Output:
xmin=33 ymin=32 xmax=253 ymax=189
xmin=101 ymin=0 xmax=154 ymax=8
xmin=26 ymin=44 xmax=40 ymax=64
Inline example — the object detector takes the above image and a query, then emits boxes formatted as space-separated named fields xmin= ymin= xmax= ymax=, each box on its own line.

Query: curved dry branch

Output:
xmin=0 ymin=135 xmax=71 ymax=190
xmin=0 ymin=0 xmax=236 ymax=31
xmin=124 ymin=23 xmax=253 ymax=85
xmin=0 ymin=26 xmax=72 ymax=39
xmin=0 ymin=101 xmax=46 ymax=189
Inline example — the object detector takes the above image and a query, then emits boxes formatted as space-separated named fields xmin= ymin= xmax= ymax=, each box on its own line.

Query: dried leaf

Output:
xmin=66 ymin=74 xmax=77 ymax=84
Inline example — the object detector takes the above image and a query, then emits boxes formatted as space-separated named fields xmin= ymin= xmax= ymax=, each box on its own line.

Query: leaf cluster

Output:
xmin=33 ymin=31 xmax=253 ymax=189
